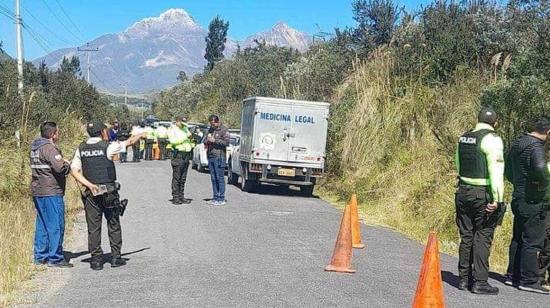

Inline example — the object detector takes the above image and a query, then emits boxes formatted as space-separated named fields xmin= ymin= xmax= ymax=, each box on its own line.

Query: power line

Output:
xmin=0 ymin=9 xmax=15 ymax=21
xmin=21 ymin=4 xmax=71 ymax=45
xmin=39 ymin=0 xmax=81 ymax=42
xmin=22 ymin=23 xmax=52 ymax=54
xmin=0 ymin=2 xmax=15 ymax=16
xmin=53 ymin=0 xmax=83 ymax=37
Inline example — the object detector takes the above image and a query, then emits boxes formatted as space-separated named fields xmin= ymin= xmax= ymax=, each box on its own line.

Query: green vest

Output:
xmin=168 ymin=125 xmax=192 ymax=153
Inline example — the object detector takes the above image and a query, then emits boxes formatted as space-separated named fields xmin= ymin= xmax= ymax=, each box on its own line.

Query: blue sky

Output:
xmin=0 ymin=0 xmax=428 ymax=60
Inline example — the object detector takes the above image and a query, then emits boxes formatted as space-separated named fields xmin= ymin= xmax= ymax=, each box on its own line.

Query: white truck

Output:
xmin=227 ymin=97 xmax=330 ymax=196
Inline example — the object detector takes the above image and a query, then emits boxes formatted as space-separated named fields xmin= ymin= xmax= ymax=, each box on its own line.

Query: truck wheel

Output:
xmin=241 ymin=179 xmax=256 ymax=193
xmin=227 ymin=161 xmax=238 ymax=185
xmin=300 ymin=185 xmax=314 ymax=197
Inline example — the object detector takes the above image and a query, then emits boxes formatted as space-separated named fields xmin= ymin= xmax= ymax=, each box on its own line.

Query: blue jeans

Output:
xmin=33 ymin=196 xmax=65 ymax=264
xmin=208 ymin=157 xmax=226 ymax=201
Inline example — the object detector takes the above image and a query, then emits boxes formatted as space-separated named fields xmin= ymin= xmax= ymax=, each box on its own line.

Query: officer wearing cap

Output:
xmin=167 ymin=115 xmax=193 ymax=205
xmin=70 ymin=121 xmax=144 ymax=270
xmin=455 ymin=106 xmax=505 ymax=294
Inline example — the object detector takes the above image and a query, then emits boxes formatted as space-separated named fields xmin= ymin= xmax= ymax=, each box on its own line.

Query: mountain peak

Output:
xmin=159 ymin=8 xmax=193 ymax=21
xmin=126 ymin=8 xmax=201 ymax=34
xmin=273 ymin=22 xmax=291 ymax=31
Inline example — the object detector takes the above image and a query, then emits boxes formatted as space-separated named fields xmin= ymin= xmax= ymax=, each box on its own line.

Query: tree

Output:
xmin=204 ymin=16 xmax=229 ymax=72
xmin=177 ymin=70 xmax=188 ymax=82
xmin=352 ymin=0 xmax=401 ymax=56
xmin=59 ymin=56 xmax=81 ymax=76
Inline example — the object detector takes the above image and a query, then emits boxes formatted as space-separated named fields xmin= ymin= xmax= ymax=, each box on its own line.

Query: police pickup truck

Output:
xmin=227 ymin=97 xmax=329 ymax=196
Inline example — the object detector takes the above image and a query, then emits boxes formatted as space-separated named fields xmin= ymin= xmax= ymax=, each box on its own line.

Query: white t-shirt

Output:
xmin=71 ymin=137 xmax=127 ymax=171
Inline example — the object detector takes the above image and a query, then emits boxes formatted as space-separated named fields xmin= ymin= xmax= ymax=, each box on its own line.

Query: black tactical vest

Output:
xmin=79 ymin=140 xmax=116 ymax=184
xmin=457 ymin=129 xmax=493 ymax=179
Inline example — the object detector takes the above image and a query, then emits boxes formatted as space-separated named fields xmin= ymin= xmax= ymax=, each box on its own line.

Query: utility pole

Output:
xmin=15 ymin=0 xmax=24 ymax=95
xmin=77 ymin=43 xmax=99 ymax=84
xmin=123 ymin=85 xmax=128 ymax=106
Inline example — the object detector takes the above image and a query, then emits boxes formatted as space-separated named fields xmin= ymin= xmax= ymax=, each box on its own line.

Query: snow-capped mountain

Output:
xmin=243 ymin=22 xmax=311 ymax=52
xmin=34 ymin=9 xmax=311 ymax=94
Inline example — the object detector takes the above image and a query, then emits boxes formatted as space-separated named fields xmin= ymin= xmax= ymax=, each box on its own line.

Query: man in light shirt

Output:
xmin=70 ymin=121 xmax=143 ymax=270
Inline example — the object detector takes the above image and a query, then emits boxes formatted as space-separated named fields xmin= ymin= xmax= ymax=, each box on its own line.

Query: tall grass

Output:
xmin=321 ymin=50 xmax=513 ymax=272
xmin=0 ymin=114 xmax=84 ymax=306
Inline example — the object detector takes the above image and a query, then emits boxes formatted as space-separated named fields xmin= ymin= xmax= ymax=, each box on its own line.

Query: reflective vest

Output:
xmin=168 ymin=124 xmax=192 ymax=153
xmin=156 ymin=126 xmax=168 ymax=139
xmin=145 ymin=127 xmax=156 ymax=140
xmin=79 ymin=141 xmax=116 ymax=184
xmin=457 ymin=129 xmax=493 ymax=182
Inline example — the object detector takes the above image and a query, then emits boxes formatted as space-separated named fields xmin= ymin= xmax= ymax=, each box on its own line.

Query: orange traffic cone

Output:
xmin=412 ymin=231 xmax=445 ymax=308
xmin=325 ymin=204 xmax=356 ymax=273
xmin=350 ymin=194 xmax=365 ymax=249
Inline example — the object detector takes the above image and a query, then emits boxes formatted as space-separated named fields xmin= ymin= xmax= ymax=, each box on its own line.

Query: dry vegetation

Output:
xmin=0 ymin=115 xmax=84 ymax=306
xmin=320 ymin=51 xmax=513 ymax=272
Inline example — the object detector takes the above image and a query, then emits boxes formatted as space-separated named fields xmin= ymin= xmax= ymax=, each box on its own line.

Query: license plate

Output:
xmin=278 ymin=168 xmax=295 ymax=177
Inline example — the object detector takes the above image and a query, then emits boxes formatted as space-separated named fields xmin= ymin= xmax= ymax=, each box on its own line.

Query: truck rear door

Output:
xmin=288 ymin=103 xmax=329 ymax=165
xmin=254 ymin=101 xmax=292 ymax=162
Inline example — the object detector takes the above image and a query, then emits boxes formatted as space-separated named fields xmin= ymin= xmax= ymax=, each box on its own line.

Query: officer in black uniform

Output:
xmin=70 ymin=121 xmax=143 ymax=270
xmin=506 ymin=117 xmax=550 ymax=294
xmin=455 ymin=107 xmax=505 ymax=294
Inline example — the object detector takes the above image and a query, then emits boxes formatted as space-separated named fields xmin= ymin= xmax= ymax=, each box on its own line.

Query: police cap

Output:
xmin=478 ymin=106 xmax=497 ymax=125
xmin=86 ymin=121 xmax=107 ymax=137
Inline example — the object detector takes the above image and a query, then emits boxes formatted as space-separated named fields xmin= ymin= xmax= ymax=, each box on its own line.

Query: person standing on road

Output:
xmin=118 ymin=123 xmax=130 ymax=163
xmin=167 ymin=116 xmax=193 ymax=205
xmin=205 ymin=115 xmax=230 ymax=206
xmin=70 ymin=121 xmax=144 ymax=270
xmin=144 ymin=124 xmax=156 ymax=161
xmin=30 ymin=121 xmax=73 ymax=268
xmin=505 ymin=117 xmax=550 ymax=294
xmin=130 ymin=122 xmax=143 ymax=162
xmin=156 ymin=124 xmax=169 ymax=160
xmin=455 ymin=106 xmax=505 ymax=295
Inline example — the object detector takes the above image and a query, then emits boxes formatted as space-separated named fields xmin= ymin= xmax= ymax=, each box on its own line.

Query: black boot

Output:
xmin=458 ymin=279 xmax=469 ymax=291
xmin=471 ymin=281 xmax=499 ymax=295
xmin=111 ymin=257 xmax=127 ymax=268
xmin=90 ymin=257 xmax=103 ymax=271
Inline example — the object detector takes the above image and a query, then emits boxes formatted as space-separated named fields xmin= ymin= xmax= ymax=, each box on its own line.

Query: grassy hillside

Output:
xmin=320 ymin=51 xmax=513 ymax=271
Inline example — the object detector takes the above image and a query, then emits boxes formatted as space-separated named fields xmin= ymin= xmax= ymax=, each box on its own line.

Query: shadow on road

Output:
xmin=442 ymin=270 xmax=508 ymax=289
xmin=64 ymin=250 xmax=89 ymax=262
xmin=441 ymin=271 xmax=460 ymax=289
xmin=228 ymin=181 xmax=320 ymax=199
xmin=80 ymin=247 xmax=151 ymax=264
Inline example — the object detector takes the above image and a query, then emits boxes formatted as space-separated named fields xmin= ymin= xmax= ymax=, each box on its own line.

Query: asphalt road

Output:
xmin=23 ymin=160 xmax=549 ymax=307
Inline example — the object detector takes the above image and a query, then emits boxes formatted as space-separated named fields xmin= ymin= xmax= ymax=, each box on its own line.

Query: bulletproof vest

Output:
xmin=79 ymin=141 xmax=116 ymax=184
xmin=457 ymin=129 xmax=493 ymax=179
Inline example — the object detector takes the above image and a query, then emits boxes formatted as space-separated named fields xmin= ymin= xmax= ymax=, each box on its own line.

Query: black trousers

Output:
xmin=83 ymin=191 xmax=122 ymax=261
xmin=507 ymin=199 xmax=547 ymax=285
xmin=145 ymin=140 xmax=154 ymax=160
xmin=132 ymin=143 xmax=140 ymax=162
xmin=158 ymin=139 xmax=168 ymax=160
xmin=171 ymin=152 xmax=191 ymax=200
xmin=455 ymin=184 xmax=497 ymax=282
xmin=540 ymin=218 xmax=550 ymax=283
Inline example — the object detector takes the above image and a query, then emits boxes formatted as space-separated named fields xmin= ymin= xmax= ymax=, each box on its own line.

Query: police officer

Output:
xmin=505 ymin=117 xmax=550 ymax=294
xmin=167 ymin=116 xmax=193 ymax=205
xmin=455 ymin=106 xmax=505 ymax=294
xmin=144 ymin=124 xmax=156 ymax=160
xmin=70 ymin=121 xmax=144 ymax=270
xmin=130 ymin=121 xmax=143 ymax=162
xmin=156 ymin=124 xmax=169 ymax=160
xmin=118 ymin=123 xmax=130 ymax=163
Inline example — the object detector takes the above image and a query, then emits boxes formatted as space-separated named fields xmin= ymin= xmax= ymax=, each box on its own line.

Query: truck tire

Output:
xmin=227 ymin=160 xmax=238 ymax=185
xmin=300 ymin=185 xmax=314 ymax=197
xmin=241 ymin=179 xmax=256 ymax=193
